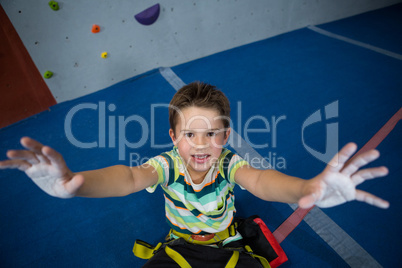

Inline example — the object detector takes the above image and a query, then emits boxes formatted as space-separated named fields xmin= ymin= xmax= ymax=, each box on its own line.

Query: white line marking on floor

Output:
xmin=308 ymin=25 xmax=402 ymax=61
xmin=159 ymin=67 xmax=186 ymax=90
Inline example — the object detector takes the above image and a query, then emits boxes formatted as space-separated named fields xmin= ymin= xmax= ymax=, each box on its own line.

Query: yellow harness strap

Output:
xmin=132 ymin=240 xmax=162 ymax=259
xmin=165 ymin=246 xmax=192 ymax=268
xmin=165 ymin=245 xmax=240 ymax=268
xmin=225 ymin=251 xmax=239 ymax=268
xmin=244 ymin=245 xmax=271 ymax=268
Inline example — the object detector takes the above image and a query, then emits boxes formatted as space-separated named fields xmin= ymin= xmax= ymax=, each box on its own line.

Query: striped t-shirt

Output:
xmin=146 ymin=147 xmax=249 ymax=235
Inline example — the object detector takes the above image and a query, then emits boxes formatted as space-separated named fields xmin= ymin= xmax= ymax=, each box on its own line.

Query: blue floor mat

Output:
xmin=1 ymin=4 xmax=401 ymax=267
xmin=318 ymin=3 xmax=402 ymax=54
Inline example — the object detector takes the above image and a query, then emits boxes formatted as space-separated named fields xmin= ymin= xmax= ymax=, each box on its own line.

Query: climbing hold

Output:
xmin=92 ymin=24 xmax=101 ymax=33
xmin=43 ymin=71 xmax=53 ymax=79
xmin=101 ymin=52 xmax=108 ymax=58
xmin=48 ymin=1 xmax=59 ymax=11
xmin=134 ymin=4 xmax=160 ymax=26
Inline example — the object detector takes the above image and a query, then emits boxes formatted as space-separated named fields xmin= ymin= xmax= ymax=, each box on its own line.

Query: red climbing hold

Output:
xmin=134 ymin=4 xmax=160 ymax=26
xmin=92 ymin=24 xmax=100 ymax=33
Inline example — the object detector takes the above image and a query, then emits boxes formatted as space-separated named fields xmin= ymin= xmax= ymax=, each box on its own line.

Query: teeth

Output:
xmin=194 ymin=155 xmax=207 ymax=159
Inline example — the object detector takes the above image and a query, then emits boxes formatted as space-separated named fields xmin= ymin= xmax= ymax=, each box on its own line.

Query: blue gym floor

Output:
xmin=1 ymin=4 xmax=401 ymax=267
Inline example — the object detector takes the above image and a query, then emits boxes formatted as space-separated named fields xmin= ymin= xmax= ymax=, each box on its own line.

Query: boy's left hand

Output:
xmin=298 ymin=143 xmax=390 ymax=209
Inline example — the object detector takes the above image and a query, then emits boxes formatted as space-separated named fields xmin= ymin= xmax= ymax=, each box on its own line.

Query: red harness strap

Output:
xmin=273 ymin=206 xmax=314 ymax=244
xmin=347 ymin=107 xmax=402 ymax=164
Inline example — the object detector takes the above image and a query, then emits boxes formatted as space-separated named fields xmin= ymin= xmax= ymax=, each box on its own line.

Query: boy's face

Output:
xmin=169 ymin=106 xmax=230 ymax=180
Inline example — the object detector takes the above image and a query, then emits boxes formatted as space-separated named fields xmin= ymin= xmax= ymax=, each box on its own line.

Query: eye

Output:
xmin=184 ymin=132 xmax=194 ymax=138
xmin=207 ymin=132 xmax=216 ymax=137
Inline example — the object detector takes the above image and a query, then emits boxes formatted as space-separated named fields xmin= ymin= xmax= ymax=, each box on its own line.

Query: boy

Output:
xmin=0 ymin=82 xmax=389 ymax=266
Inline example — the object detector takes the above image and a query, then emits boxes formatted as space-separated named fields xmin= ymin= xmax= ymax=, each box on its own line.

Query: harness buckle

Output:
xmin=190 ymin=233 xmax=215 ymax=241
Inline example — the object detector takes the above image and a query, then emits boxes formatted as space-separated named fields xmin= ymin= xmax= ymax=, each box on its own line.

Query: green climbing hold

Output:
xmin=48 ymin=1 xmax=59 ymax=11
xmin=44 ymin=71 xmax=53 ymax=79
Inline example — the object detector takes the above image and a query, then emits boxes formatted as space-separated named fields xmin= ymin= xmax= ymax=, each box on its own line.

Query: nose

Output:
xmin=193 ymin=135 xmax=209 ymax=150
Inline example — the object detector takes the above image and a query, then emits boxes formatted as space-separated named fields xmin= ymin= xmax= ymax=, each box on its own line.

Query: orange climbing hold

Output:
xmin=92 ymin=24 xmax=100 ymax=33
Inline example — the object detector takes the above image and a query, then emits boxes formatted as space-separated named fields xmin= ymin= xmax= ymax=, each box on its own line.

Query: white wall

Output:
xmin=2 ymin=0 xmax=400 ymax=103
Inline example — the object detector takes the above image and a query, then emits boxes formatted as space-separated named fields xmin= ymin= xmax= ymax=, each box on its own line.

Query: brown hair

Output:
xmin=169 ymin=82 xmax=231 ymax=135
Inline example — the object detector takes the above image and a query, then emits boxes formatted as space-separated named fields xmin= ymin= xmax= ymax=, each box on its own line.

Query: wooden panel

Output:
xmin=0 ymin=5 xmax=56 ymax=129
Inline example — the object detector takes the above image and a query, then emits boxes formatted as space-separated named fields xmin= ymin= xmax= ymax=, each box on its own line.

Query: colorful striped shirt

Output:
xmin=146 ymin=147 xmax=249 ymax=235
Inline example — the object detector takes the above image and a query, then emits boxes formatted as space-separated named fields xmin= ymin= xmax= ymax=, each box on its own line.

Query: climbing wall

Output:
xmin=0 ymin=0 xmax=400 ymax=112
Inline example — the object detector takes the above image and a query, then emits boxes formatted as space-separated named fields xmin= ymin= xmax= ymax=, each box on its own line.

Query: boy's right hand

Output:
xmin=0 ymin=137 xmax=84 ymax=198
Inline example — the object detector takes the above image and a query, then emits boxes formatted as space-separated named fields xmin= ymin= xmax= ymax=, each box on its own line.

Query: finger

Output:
xmin=6 ymin=150 xmax=40 ymax=165
xmin=0 ymin=159 xmax=32 ymax=171
xmin=351 ymin=166 xmax=389 ymax=186
xmin=326 ymin=143 xmax=358 ymax=172
xmin=20 ymin=137 xmax=44 ymax=153
xmin=41 ymin=146 xmax=66 ymax=170
xmin=341 ymin=149 xmax=380 ymax=176
xmin=20 ymin=137 xmax=50 ymax=164
xmin=64 ymin=174 xmax=85 ymax=196
xmin=355 ymin=190 xmax=389 ymax=209
xmin=298 ymin=193 xmax=317 ymax=209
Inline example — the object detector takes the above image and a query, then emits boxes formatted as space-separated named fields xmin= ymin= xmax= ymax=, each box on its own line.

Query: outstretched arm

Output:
xmin=0 ymin=137 xmax=158 ymax=198
xmin=235 ymin=143 xmax=389 ymax=209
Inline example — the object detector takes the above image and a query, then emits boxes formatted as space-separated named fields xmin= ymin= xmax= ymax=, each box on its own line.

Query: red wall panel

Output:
xmin=0 ymin=5 xmax=56 ymax=129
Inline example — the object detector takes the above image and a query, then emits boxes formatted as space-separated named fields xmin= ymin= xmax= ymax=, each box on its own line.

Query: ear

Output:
xmin=224 ymin=127 xmax=231 ymax=144
xmin=169 ymin=129 xmax=177 ymax=146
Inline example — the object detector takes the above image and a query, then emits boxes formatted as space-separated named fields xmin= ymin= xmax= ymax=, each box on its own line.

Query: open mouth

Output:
xmin=192 ymin=154 xmax=210 ymax=164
